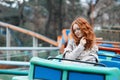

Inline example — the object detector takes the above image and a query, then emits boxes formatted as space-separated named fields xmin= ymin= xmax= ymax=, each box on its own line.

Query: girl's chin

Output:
xmin=78 ymin=36 xmax=82 ymax=39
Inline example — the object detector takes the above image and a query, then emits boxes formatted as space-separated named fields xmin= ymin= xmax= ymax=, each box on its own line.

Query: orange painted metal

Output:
xmin=99 ymin=46 xmax=120 ymax=54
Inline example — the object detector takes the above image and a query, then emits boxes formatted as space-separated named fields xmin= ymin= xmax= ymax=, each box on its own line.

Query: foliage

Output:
xmin=0 ymin=0 xmax=120 ymax=47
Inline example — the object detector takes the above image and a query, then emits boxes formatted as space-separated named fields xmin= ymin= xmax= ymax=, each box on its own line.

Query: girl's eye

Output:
xmin=73 ymin=28 xmax=80 ymax=32
xmin=77 ymin=28 xmax=80 ymax=30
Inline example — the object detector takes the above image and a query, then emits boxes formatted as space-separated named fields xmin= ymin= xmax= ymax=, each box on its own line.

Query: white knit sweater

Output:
xmin=63 ymin=39 xmax=98 ymax=64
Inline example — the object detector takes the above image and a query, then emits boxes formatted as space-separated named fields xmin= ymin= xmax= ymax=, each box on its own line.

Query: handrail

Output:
xmin=0 ymin=60 xmax=29 ymax=66
xmin=97 ymin=41 xmax=120 ymax=45
xmin=99 ymin=46 xmax=120 ymax=54
xmin=0 ymin=47 xmax=59 ymax=50
xmin=98 ymin=54 xmax=120 ymax=59
xmin=0 ymin=21 xmax=58 ymax=46
xmin=48 ymin=57 xmax=106 ymax=67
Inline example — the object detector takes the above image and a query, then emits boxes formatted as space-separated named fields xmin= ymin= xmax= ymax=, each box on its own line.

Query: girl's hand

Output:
xmin=80 ymin=37 xmax=86 ymax=46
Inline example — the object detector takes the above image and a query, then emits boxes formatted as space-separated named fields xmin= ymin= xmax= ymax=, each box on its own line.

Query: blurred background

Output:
xmin=0 ymin=0 xmax=120 ymax=47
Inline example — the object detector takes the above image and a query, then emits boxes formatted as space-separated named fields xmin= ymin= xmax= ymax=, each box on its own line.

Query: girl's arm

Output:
xmin=63 ymin=40 xmax=85 ymax=60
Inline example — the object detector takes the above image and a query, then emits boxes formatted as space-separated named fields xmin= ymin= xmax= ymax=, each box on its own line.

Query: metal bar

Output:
xmin=0 ymin=70 xmax=28 ymax=75
xmin=0 ymin=21 xmax=58 ymax=46
xmin=32 ymin=37 xmax=38 ymax=57
xmin=0 ymin=60 xmax=29 ymax=66
xmin=6 ymin=28 xmax=11 ymax=60
xmin=0 ymin=47 xmax=59 ymax=50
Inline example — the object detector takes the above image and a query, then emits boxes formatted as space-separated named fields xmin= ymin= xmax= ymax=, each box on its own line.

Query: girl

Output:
xmin=63 ymin=17 xmax=98 ymax=65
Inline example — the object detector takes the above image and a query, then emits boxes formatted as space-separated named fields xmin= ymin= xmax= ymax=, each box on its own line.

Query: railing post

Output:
xmin=32 ymin=37 xmax=38 ymax=57
xmin=6 ymin=27 xmax=11 ymax=60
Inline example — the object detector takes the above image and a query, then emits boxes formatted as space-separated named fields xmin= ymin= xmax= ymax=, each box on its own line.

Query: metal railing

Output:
xmin=0 ymin=47 xmax=59 ymax=61
xmin=0 ymin=21 xmax=59 ymax=60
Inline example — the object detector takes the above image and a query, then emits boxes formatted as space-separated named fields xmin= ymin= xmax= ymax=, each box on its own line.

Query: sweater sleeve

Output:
xmin=89 ymin=45 xmax=99 ymax=62
xmin=63 ymin=40 xmax=85 ymax=60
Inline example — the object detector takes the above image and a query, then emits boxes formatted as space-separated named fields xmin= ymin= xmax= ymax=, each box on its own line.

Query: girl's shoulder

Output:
xmin=68 ymin=39 xmax=75 ymax=44
xmin=92 ymin=44 xmax=98 ymax=51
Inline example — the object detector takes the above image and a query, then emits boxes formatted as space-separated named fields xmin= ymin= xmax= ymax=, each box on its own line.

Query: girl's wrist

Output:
xmin=78 ymin=43 xmax=85 ymax=49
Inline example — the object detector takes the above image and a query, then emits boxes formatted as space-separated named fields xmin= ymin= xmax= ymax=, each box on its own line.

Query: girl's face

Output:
xmin=73 ymin=24 xmax=83 ymax=38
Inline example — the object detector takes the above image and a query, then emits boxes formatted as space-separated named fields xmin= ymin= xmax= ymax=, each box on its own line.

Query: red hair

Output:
xmin=71 ymin=17 xmax=96 ymax=50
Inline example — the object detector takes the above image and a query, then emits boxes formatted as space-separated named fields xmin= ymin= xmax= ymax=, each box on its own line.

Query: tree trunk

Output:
xmin=45 ymin=0 xmax=52 ymax=36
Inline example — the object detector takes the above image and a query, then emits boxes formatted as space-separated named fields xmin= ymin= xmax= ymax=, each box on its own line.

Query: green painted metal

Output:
xmin=28 ymin=57 xmax=120 ymax=80
xmin=12 ymin=57 xmax=120 ymax=80
xmin=0 ymin=69 xmax=28 ymax=80
xmin=28 ymin=63 xmax=34 ymax=80
xmin=0 ymin=69 xmax=28 ymax=75
xmin=62 ymin=70 xmax=67 ymax=80
xmin=12 ymin=76 xmax=28 ymax=80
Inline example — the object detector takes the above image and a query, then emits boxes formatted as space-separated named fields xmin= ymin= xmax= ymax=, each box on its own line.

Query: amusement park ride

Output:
xmin=0 ymin=21 xmax=120 ymax=80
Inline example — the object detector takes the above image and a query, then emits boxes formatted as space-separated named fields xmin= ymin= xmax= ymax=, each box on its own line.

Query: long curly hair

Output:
xmin=70 ymin=17 xmax=96 ymax=50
